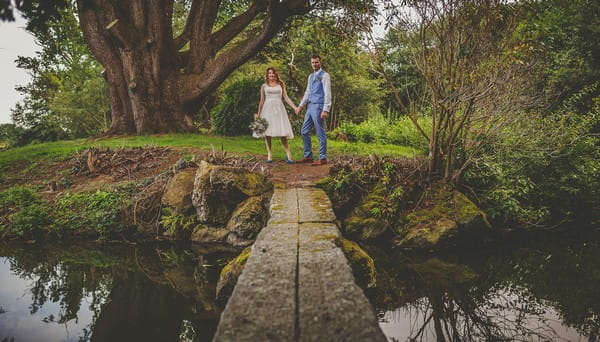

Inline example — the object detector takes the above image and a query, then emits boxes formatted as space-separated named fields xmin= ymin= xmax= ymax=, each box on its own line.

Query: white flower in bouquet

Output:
xmin=249 ymin=117 xmax=269 ymax=138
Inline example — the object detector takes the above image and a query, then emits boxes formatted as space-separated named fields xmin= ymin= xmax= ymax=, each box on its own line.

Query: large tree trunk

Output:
xmin=76 ymin=0 xmax=310 ymax=135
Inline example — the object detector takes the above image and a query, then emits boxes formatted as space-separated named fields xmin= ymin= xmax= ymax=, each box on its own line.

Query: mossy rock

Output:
xmin=225 ymin=194 xmax=271 ymax=243
xmin=341 ymin=238 xmax=377 ymax=289
xmin=192 ymin=161 xmax=273 ymax=225
xmin=190 ymin=224 xmax=229 ymax=243
xmin=316 ymin=176 xmax=361 ymax=216
xmin=395 ymin=185 xmax=488 ymax=250
xmin=161 ymin=168 xmax=197 ymax=214
xmin=343 ymin=183 xmax=390 ymax=241
xmin=216 ymin=246 xmax=252 ymax=303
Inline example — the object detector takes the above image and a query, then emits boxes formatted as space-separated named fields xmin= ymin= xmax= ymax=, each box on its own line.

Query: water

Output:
xmin=371 ymin=229 xmax=600 ymax=341
xmin=1 ymin=230 xmax=598 ymax=342
xmin=0 ymin=242 xmax=237 ymax=342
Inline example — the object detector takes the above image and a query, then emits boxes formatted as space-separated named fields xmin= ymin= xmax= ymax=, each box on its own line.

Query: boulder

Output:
xmin=216 ymin=246 xmax=252 ymax=303
xmin=161 ymin=168 xmax=197 ymax=214
xmin=343 ymin=184 xmax=391 ymax=241
xmin=395 ymin=186 xmax=488 ymax=250
xmin=192 ymin=161 xmax=272 ymax=225
xmin=190 ymin=224 xmax=230 ymax=243
xmin=341 ymin=238 xmax=377 ymax=289
xmin=225 ymin=195 xmax=270 ymax=242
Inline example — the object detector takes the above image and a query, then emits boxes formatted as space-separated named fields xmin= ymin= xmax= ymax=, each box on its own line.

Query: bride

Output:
xmin=255 ymin=67 xmax=297 ymax=163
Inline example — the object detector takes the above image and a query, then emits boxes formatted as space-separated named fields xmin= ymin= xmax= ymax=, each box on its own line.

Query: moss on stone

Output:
xmin=219 ymin=246 xmax=251 ymax=280
xmin=341 ymin=238 xmax=377 ymax=289
xmin=312 ymin=233 xmax=340 ymax=247
xmin=343 ymin=183 xmax=389 ymax=241
xmin=395 ymin=185 xmax=486 ymax=250
xmin=216 ymin=246 xmax=252 ymax=302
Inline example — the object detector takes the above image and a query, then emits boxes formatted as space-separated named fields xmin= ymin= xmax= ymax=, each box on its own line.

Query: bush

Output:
xmin=212 ymin=78 xmax=262 ymax=136
xmin=0 ymin=186 xmax=51 ymax=238
xmin=334 ymin=115 xmax=430 ymax=152
xmin=463 ymin=87 xmax=600 ymax=226
xmin=54 ymin=190 xmax=130 ymax=238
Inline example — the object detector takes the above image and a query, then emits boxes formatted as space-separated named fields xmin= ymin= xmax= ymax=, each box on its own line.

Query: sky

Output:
xmin=0 ymin=16 xmax=38 ymax=124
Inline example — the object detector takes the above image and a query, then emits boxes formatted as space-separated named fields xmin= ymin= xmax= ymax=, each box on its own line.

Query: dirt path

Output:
xmin=266 ymin=160 xmax=332 ymax=188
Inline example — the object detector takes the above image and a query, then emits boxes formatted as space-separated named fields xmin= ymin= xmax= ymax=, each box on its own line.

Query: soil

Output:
xmin=1 ymin=147 xmax=331 ymax=199
xmin=267 ymin=160 xmax=332 ymax=188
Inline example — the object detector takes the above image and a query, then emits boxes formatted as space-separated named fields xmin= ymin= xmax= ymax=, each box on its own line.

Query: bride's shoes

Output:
xmin=285 ymin=156 xmax=295 ymax=164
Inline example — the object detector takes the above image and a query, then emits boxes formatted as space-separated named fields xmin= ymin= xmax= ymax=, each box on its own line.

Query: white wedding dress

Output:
xmin=260 ymin=84 xmax=294 ymax=138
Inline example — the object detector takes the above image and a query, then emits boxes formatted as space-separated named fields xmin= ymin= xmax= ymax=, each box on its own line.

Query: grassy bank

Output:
xmin=0 ymin=133 xmax=419 ymax=169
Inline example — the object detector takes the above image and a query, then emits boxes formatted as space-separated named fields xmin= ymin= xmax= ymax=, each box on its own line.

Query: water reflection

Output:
xmin=0 ymin=242 xmax=236 ymax=342
xmin=370 ymin=230 xmax=600 ymax=341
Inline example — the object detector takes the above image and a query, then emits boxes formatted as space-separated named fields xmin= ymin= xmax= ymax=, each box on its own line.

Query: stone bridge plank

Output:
xmin=298 ymin=222 xmax=387 ymax=342
xmin=213 ymin=188 xmax=385 ymax=342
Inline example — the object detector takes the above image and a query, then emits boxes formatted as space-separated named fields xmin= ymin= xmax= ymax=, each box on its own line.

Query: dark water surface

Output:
xmin=1 ymin=229 xmax=599 ymax=342
xmin=0 ymin=242 xmax=237 ymax=342
xmin=371 ymin=229 xmax=600 ymax=341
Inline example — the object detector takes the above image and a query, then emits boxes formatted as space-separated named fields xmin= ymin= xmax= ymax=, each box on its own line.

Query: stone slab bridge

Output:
xmin=213 ymin=187 xmax=387 ymax=342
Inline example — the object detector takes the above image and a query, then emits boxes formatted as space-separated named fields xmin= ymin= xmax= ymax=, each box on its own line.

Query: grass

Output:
xmin=0 ymin=133 xmax=420 ymax=169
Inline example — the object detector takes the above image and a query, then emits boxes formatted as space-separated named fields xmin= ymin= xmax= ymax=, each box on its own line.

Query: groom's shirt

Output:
xmin=299 ymin=69 xmax=331 ymax=112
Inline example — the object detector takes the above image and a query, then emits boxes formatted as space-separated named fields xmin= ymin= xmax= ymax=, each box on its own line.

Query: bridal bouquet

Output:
xmin=249 ymin=117 xmax=269 ymax=138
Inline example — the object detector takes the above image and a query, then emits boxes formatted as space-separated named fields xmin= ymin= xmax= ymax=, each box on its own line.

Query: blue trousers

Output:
xmin=301 ymin=103 xmax=327 ymax=160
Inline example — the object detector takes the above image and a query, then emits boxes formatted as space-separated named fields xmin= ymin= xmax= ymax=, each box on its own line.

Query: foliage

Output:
xmin=211 ymin=77 xmax=264 ymax=136
xmin=10 ymin=7 xmax=109 ymax=145
xmin=53 ymin=190 xmax=130 ymax=238
xmin=0 ymin=186 xmax=50 ymax=238
xmin=160 ymin=207 xmax=195 ymax=236
xmin=514 ymin=0 xmax=600 ymax=112
xmin=0 ymin=0 xmax=69 ymax=31
xmin=333 ymin=115 xmax=430 ymax=152
xmin=464 ymin=85 xmax=600 ymax=226
xmin=379 ymin=1 xmax=536 ymax=181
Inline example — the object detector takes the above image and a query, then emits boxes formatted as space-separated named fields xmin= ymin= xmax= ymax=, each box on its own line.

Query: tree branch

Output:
xmin=211 ymin=1 xmax=265 ymax=52
xmin=179 ymin=0 xmax=310 ymax=102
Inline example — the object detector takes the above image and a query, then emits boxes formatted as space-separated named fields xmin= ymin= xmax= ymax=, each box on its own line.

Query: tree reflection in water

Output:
xmin=0 ymin=242 xmax=236 ymax=342
xmin=371 ymin=231 xmax=600 ymax=341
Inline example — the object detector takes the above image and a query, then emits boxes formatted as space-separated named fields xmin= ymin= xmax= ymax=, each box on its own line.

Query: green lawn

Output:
xmin=0 ymin=133 xmax=419 ymax=169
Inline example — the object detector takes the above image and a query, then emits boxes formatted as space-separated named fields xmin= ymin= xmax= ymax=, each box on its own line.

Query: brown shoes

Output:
xmin=299 ymin=157 xmax=314 ymax=163
xmin=311 ymin=159 xmax=327 ymax=166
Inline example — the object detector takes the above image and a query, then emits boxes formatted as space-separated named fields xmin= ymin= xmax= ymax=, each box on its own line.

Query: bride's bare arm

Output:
xmin=256 ymin=84 xmax=265 ymax=117
xmin=282 ymin=84 xmax=298 ymax=112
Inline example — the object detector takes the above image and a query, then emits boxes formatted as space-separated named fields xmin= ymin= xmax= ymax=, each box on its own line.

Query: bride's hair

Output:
xmin=265 ymin=67 xmax=285 ymax=87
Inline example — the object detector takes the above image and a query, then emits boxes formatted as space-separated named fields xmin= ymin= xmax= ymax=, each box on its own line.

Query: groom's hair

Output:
xmin=311 ymin=55 xmax=321 ymax=60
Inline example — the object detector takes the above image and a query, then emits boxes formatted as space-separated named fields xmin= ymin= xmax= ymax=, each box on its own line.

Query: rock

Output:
xmin=161 ymin=168 xmax=197 ymax=214
xmin=192 ymin=161 xmax=272 ymax=225
xmin=395 ymin=185 xmax=488 ymax=250
xmin=343 ymin=184 xmax=390 ymax=241
xmin=216 ymin=246 xmax=252 ymax=303
xmin=341 ymin=238 xmax=377 ymax=289
xmin=397 ymin=219 xmax=458 ymax=250
xmin=225 ymin=195 xmax=270 ymax=242
xmin=190 ymin=224 xmax=230 ymax=243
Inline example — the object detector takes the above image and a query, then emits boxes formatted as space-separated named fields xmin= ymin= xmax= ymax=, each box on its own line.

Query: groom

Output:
xmin=295 ymin=55 xmax=331 ymax=166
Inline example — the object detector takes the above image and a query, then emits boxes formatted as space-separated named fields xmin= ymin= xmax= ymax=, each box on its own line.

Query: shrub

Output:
xmin=463 ymin=87 xmax=600 ymax=226
xmin=0 ymin=186 xmax=51 ymax=238
xmin=212 ymin=78 xmax=262 ymax=136
xmin=334 ymin=115 xmax=430 ymax=152
xmin=53 ymin=190 xmax=130 ymax=239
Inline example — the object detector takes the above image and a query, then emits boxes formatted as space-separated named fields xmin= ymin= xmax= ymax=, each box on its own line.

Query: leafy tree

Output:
xmin=378 ymin=0 xmax=535 ymax=182
xmin=70 ymin=0 xmax=375 ymax=135
xmin=11 ymin=7 xmax=109 ymax=142
xmin=515 ymin=0 xmax=600 ymax=113
xmin=0 ymin=0 xmax=69 ymax=30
